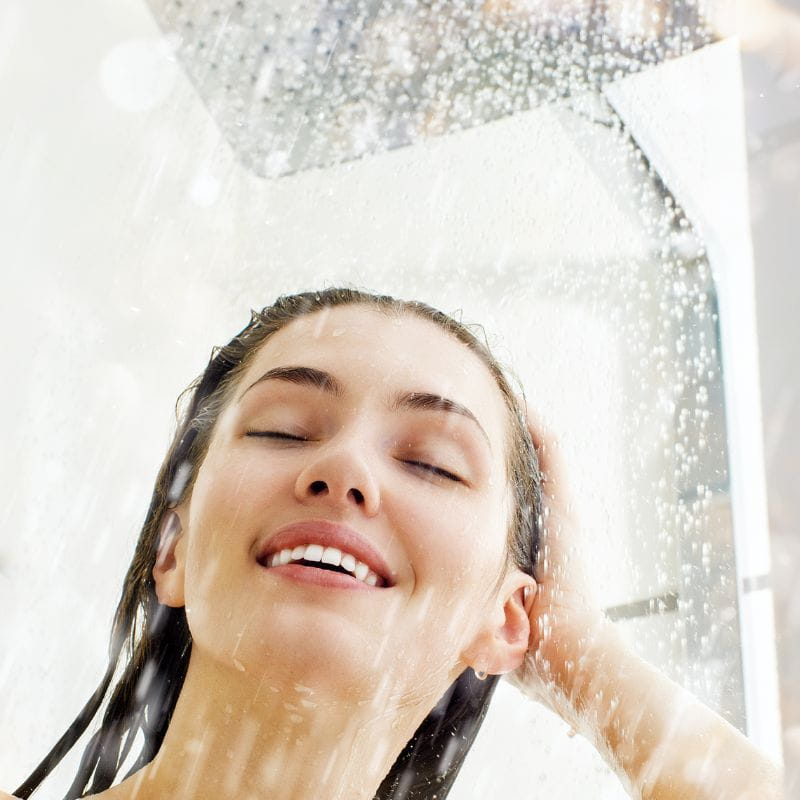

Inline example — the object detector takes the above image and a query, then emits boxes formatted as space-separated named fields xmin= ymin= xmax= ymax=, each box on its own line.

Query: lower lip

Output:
xmin=261 ymin=563 xmax=383 ymax=591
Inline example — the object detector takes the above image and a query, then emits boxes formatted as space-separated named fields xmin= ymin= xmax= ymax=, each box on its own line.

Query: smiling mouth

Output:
xmin=257 ymin=543 xmax=388 ymax=588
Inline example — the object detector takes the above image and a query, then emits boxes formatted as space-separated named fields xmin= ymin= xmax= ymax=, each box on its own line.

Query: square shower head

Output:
xmin=146 ymin=0 xmax=712 ymax=177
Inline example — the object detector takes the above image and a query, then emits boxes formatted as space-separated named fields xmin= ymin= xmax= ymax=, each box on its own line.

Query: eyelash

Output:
xmin=245 ymin=430 xmax=308 ymax=442
xmin=404 ymin=460 xmax=463 ymax=483
xmin=245 ymin=431 xmax=463 ymax=484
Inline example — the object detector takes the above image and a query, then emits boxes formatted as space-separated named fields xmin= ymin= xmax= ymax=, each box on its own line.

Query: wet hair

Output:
xmin=16 ymin=287 xmax=542 ymax=800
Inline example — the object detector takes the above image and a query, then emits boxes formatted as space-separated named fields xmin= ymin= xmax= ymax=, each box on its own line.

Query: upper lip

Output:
xmin=257 ymin=519 xmax=396 ymax=587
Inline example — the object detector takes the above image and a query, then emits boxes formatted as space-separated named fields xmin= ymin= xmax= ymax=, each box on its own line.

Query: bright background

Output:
xmin=0 ymin=1 xmax=798 ymax=797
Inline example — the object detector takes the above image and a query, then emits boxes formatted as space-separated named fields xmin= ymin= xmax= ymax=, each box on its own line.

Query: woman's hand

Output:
xmin=509 ymin=407 xmax=609 ymax=716
xmin=509 ymin=408 xmax=783 ymax=799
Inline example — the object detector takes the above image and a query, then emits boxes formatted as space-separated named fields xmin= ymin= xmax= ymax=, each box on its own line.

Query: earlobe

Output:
xmin=464 ymin=575 xmax=536 ymax=678
xmin=152 ymin=509 xmax=187 ymax=608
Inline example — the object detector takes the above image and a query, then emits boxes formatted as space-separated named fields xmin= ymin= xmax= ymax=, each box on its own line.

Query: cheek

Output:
xmin=389 ymin=500 xmax=508 ymax=681
xmin=181 ymin=449 xmax=290 ymax=602
xmin=189 ymin=445 xmax=292 ymax=533
xmin=398 ymin=489 xmax=508 ymax=597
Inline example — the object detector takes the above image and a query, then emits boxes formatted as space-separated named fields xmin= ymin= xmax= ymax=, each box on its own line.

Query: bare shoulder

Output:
xmin=0 ymin=792 xmax=20 ymax=799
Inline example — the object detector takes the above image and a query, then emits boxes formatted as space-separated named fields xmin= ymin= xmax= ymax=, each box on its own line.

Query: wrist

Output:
xmin=535 ymin=611 xmax=621 ymax=705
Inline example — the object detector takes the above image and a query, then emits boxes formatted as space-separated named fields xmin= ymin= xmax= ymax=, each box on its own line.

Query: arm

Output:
xmin=512 ymin=414 xmax=783 ymax=799
xmin=534 ymin=614 xmax=782 ymax=799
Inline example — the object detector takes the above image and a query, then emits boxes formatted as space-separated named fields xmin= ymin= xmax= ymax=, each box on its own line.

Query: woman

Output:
xmin=8 ymin=288 xmax=780 ymax=799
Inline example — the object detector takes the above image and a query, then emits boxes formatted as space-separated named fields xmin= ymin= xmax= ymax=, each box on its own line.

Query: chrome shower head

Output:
xmin=146 ymin=0 xmax=712 ymax=177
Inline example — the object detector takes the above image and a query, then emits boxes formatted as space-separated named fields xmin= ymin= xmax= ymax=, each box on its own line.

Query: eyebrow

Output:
xmin=239 ymin=365 xmax=490 ymax=449
xmin=391 ymin=391 xmax=491 ymax=450
xmin=240 ymin=366 xmax=342 ymax=399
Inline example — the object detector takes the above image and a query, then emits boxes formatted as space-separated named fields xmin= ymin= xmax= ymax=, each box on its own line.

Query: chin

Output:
xmin=197 ymin=615 xmax=400 ymax=701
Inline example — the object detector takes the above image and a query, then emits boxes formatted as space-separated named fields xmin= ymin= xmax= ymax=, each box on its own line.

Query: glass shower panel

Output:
xmin=462 ymin=103 xmax=747 ymax=732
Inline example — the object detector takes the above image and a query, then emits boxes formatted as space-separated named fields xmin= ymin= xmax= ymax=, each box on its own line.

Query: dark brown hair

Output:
xmin=16 ymin=287 xmax=541 ymax=800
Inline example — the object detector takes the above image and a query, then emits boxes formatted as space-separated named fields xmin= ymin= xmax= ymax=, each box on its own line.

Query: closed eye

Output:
xmin=404 ymin=460 xmax=463 ymax=483
xmin=245 ymin=430 xmax=308 ymax=442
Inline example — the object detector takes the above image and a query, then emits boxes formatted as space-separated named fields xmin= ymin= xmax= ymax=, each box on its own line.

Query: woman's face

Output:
xmin=166 ymin=305 xmax=529 ymax=706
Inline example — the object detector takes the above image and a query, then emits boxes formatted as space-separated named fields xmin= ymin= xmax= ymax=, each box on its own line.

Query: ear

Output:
xmin=152 ymin=507 xmax=188 ymax=608
xmin=462 ymin=569 xmax=536 ymax=677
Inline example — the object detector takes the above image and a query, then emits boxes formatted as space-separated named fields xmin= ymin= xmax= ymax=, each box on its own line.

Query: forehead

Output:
xmin=240 ymin=305 xmax=509 ymax=441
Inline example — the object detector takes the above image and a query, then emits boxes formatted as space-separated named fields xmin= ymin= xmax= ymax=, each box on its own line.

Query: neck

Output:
xmin=122 ymin=650 xmax=434 ymax=800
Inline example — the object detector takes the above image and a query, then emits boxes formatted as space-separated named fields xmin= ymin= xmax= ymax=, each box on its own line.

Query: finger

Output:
xmin=520 ymin=400 xmax=571 ymax=507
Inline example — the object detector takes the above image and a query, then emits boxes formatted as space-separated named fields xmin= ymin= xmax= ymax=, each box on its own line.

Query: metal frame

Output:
xmin=604 ymin=38 xmax=783 ymax=761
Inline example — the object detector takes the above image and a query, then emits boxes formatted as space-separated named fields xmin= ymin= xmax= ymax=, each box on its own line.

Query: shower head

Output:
xmin=145 ymin=0 xmax=713 ymax=178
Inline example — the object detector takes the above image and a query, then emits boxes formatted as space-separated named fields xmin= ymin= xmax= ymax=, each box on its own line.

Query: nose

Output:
xmin=293 ymin=438 xmax=381 ymax=517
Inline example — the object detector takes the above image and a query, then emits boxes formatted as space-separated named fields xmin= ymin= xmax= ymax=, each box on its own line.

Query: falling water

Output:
xmin=1 ymin=1 xmax=794 ymax=798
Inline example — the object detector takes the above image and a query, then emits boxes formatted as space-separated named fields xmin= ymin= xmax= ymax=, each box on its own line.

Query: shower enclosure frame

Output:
xmin=604 ymin=38 xmax=782 ymax=761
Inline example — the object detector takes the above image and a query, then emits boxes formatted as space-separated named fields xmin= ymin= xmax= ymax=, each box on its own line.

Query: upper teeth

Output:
xmin=267 ymin=544 xmax=382 ymax=587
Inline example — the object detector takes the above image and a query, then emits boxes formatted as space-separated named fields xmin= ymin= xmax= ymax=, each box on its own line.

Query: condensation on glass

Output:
xmin=147 ymin=0 xmax=713 ymax=176
xmin=144 ymin=0 xmax=745 ymax=730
